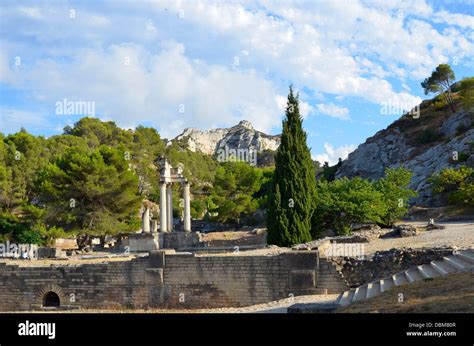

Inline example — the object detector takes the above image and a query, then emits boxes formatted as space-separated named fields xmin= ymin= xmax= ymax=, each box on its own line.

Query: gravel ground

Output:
xmin=9 ymin=294 xmax=339 ymax=314
xmin=363 ymin=221 xmax=474 ymax=255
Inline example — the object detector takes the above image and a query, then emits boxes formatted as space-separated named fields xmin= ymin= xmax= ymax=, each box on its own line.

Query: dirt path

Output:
xmin=364 ymin=221 xmax=474 ymax=255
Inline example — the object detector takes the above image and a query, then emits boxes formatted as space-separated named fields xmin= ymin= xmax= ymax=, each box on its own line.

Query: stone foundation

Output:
xmin=0 ymin=250 xmax=348 ymax=311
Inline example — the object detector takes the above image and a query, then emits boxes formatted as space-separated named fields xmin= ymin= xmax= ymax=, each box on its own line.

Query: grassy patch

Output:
xmin=338 ymin=272 xmax=474 ymax=313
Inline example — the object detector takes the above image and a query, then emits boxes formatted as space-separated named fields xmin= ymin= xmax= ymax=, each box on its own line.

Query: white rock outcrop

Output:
xmin=173 ymin=120 xmax=281 ymax=155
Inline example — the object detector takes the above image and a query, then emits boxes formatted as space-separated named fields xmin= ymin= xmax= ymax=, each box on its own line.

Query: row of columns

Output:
xmin=157 ymin=182 xmax=191 ymax=232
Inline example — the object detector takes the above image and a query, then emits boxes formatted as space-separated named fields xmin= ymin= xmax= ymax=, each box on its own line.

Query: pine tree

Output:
xmin=267 ymin=86 xmax=317 ymax=246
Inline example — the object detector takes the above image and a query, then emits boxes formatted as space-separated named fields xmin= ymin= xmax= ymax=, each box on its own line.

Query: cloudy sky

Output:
xmin=0 ymin=0 xmax=473 ymax=164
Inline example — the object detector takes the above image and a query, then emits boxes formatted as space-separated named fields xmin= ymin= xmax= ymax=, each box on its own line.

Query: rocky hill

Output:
xmin=336 ymin=96 xmax=474 ymax=206
xmin=173 ymin=120 xmax=281 ymax=156
xmin=336 ymin=96 xmax=473 ymax=206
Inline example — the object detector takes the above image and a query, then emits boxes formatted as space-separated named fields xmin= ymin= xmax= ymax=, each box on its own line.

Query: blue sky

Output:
xmin=0 ymin=0 xmax=473 ymax=164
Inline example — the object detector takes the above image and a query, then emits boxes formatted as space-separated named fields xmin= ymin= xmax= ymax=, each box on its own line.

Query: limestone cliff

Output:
xmin=335 ymin=98 xmax=473 ymax=206
xmin=173 ymin=120 xmax=281 ymax=155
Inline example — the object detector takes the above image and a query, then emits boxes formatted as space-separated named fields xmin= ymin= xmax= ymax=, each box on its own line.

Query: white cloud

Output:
xmin=433 ymin=10 xmax=474 ymax=29
xmin=1 ymin=0 xmax=472 ymax=140
xmin=149 ymin=1 xmax=467 ymax=107
xmin=2 ymin=42 xmax=283 ymax=138
xmin=18 ymin=6 xmax=43 ymax=19
xmin=314 ymin=142 xmax=357 ymax=166
xmin=316 ymin=103 xmax=350 ymax=120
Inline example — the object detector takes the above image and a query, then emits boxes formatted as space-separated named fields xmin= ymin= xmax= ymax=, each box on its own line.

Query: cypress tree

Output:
xmin=267 ymin=86 xmax=317 ymax=246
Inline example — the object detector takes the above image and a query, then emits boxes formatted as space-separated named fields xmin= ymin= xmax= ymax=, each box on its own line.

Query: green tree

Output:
xmin=313 ymin=177 xmax=387 ymax=236
xmin=209 ymin=162 xmax=263 ymax=224
xmin=1 ymin=131 xmax=50 ymax=210
xmin=37 ymin=145 xmax=142 ymax=236
xmin=65 ymin=117 xmax=133 ymax=148
xmin=267 ymin=86 xmax=317 ymax=246
xmin=421 ymin=64 xmax=456 ymax=112
xmin=375 ymin=167 xmax=417 ymax=226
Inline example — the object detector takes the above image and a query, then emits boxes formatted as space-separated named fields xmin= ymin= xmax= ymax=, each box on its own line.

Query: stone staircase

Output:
xmin=336 ymin=249 xmax=474 ymax=307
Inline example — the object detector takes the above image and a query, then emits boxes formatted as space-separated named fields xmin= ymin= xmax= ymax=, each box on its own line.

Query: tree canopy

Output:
xmin=421 ymin=64 xmax=456 ymax=112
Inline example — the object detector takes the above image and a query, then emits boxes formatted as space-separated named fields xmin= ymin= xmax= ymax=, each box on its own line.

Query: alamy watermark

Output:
xmin=380 ymin=100 xmax=420 ymax=119
xmin=55 ymin=98 xmax=95 ymax=116
xmin=216 ymin=145 xmax=257 ymax=166
xmin=325 ymin=243 xmax=365 ymax=259
xmin=0 ymin=242 xmax=38 ymax=259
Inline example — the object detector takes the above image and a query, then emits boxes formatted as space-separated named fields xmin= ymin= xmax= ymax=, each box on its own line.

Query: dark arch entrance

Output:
xmin=43 ymin=291 xmax=60 ymax=307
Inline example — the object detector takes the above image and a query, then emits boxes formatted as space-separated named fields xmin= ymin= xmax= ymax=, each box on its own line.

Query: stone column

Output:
xmin=152 ymin=220 xmax=158 ymax=233
xmin=160 ymin=183 xmax=168 ymax=232
xmin=183 ymin=182 xmax=191 ymax=232
xmin=167 ymin=184 xmax=173 ymax=232
xmin=142 ymin=206 xmax=150 ymax=233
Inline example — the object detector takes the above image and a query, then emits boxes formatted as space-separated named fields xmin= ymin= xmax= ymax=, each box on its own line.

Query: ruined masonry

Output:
xmin=0 ymin=250 xmax=348 ymax=311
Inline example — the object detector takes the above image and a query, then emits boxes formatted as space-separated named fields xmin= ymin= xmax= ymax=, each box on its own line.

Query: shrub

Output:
xmin=429 ymin=166 xmax=474 ymax=207
xmin=417 ymin=128 xmax=443 ymax=144
xmin=455 ymin=123 xmax=469 ymax=135
xmin=459 ymin=77 xmax=474 ymax=110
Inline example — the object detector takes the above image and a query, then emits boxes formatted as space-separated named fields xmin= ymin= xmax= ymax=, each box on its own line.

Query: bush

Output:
xmin=456 ymin=123 xmax=470 ymax=135
xmin=459 ymin=77 xmax=474 ymax=110
xmin=433 ymin=99 xmax=448 ymax=111
xmin=0 ymin=212 xmax=44 ymax=244
xmin=429 ymin=166 xmax=474 ymax=207
xmin=417 ymin=128 xmax=443 ymax=144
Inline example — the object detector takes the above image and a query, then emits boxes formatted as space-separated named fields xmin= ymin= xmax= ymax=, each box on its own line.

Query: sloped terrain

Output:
xmin=336 ymin=96 xmax=473 ymax=206
xmin=337 ymin=272 xmax=474 ymax=313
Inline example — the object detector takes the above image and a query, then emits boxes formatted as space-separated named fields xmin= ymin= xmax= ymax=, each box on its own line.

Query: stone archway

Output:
xmin=36 ymin=284 xmax=66 ymax=308
xmin=43 ymin=291 xmax=60 ymax=307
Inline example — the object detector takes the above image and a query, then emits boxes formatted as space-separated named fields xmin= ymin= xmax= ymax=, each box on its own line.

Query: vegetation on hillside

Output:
xmin=429 ymin=166 xmax=474 ymax=207
xmin=421 ymin=64 xmax=456 ymax=112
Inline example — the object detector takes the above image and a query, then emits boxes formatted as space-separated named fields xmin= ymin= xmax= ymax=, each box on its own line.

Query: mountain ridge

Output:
xmin=172 ymin=120 xmax=281 ymax=155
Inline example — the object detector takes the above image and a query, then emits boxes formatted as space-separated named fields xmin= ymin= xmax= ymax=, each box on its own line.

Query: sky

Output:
xmin=0 ymin=0 xmax=473 ymax=165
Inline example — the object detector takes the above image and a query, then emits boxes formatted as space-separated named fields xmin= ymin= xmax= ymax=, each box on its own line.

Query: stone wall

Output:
xmin=329 ymin=247 xmax=455 ymax=287
xmin=0 ymin=258 xmax=150 ymax=311
xmin=0 ymin=251 xmax=348 ymax=311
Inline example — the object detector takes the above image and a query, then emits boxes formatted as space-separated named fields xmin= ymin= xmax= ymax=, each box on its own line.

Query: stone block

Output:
xmin=284 ymin=252 xmax=318 ymax=270
xmin=122 ymin=233 xmax=159 ymax=253
xmin=290 ymin=270 xmax=315 ymax=289
xmin=53 ymin=238 xmax=79 ymax=250
xmin=37 ymin=247 xmax=65 ymax=259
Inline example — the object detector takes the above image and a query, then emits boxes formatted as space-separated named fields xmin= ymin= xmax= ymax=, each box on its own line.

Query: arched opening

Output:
xmin=43 ymin=291 xmax=60 ymax=307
